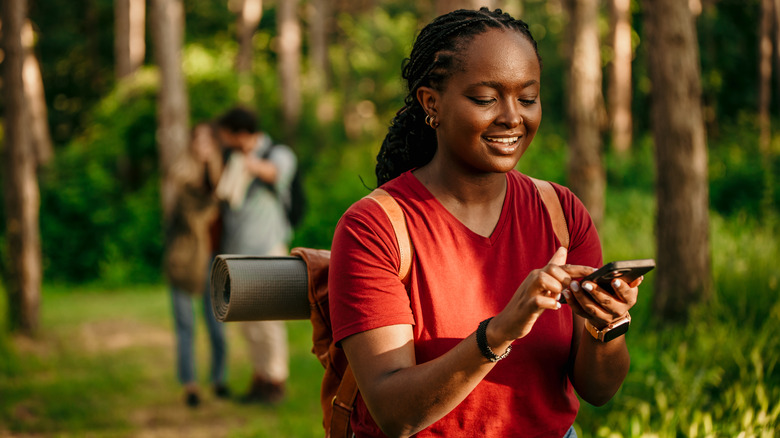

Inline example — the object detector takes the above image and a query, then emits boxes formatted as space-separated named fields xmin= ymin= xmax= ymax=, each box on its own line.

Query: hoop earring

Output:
xmin=425 ymin=114 xmax=439 ymax=129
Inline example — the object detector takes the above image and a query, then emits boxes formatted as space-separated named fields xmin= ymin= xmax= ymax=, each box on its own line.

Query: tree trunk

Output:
xmin=564 ymin=0 xmax=606 ymax=228
xmin=22 ymin=20 xmax=53 ymax=165
xmin=234 ymin=0 xmax=263 ymax=74
xmin=278 ymin=0 xmax=302 ymax=143
xmin=643 ymin=0 xmax=711 ymax=321
xmin=759 ymin=0 xmax=773 ymax=158
xmin=308 ymin=0 xmax=330 ymax=91
xmin=115 ymin=0 xmax=146 ymax=80
xmin=150 ymin=0 xmax=189 ymax=219
xmin=2 ymin=0 xmax=42 ymax=336
xmin=608 ymin=0 xmax=633 ymax=154
xmin=774 ymin=0 xmax=780 ymax=106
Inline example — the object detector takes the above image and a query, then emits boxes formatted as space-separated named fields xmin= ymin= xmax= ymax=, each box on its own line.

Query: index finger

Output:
xmin=560 ymin=264 xmax=597 ymax=279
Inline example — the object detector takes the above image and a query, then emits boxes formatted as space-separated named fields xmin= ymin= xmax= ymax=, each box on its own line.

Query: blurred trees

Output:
xmin=0 ymin=0 xmax=775 ymax=291
xmin=150 ymin=0 xmax=189 ymax=219
xmin=643 ymin=0 xmax=711 ymax=321
xmin=564 ymin=0 xmax=606 ymax=228
xmin=278 ymin=0 xmax=303 ymax=142
xmin=233 ymin=0 xmax=263 ymax=75
xmin=607 ymin=0 xmax=633 ymax=154
xmin=114 ymin=0 xmax=145 ymax=80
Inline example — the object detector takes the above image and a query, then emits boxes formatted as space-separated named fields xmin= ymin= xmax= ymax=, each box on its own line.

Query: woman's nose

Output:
xmin=495 ymin=100 xmax=522 ymax=128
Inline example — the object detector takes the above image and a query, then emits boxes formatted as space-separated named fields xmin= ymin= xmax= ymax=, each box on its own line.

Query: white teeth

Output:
xmin=485 ymin=136 xmax=519 ymax=144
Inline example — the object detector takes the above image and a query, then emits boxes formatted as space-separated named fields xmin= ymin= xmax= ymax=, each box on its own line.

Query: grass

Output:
xmin=1 ymin=189 xmax=779 ymax=437
xmin=0 ymin=285 xmax=325 ymax=437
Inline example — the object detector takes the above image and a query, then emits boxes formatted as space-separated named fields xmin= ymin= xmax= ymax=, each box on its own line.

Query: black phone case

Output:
xmin=581 ymin=259 xmax=656 ymax=292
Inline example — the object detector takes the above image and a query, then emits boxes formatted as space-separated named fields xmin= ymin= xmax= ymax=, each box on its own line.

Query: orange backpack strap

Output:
xmin=530 ymin=177 xmax=570 ymax=249
xmin=364 ymin=188 xmax=414 ymax=283
xmin=330 ymin=189 xmax=413 ymax=438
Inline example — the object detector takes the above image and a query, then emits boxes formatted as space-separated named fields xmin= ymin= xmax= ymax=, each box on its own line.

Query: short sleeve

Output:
xmin=328 ymin=198 xmax=415 ymax=344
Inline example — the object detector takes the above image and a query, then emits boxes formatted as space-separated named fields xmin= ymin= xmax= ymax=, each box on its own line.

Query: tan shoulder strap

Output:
xmin=364 ymin=188 xmax=414 ymax=283
xmin=330 ymin=366 xmax=358 ymax=438
xmin=530 ymin=177 xmax=570 ymax=249
xmin=330 ymin=189 xmax=412 ymax=437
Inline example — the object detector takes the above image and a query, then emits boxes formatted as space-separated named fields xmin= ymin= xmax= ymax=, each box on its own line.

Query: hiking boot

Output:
xmin=240 ymin=376 xmax=286 ymax=405
xmin=185 ymin=391 xmax=200 ymax=408
xmin=214 ymin=383 xmax=231 ymax=400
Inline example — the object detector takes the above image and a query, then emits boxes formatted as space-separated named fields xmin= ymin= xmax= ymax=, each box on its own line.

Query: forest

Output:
xmin=1 ymin=0 xmax=779 ymax=436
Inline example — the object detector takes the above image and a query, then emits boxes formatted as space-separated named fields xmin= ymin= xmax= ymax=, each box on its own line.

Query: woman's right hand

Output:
xmin=488 ymin=247 xmax=595 ymax=346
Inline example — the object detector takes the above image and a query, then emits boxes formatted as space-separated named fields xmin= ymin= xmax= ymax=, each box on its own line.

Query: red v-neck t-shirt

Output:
xmin=329 ymin=170 xmax=602 ymax=437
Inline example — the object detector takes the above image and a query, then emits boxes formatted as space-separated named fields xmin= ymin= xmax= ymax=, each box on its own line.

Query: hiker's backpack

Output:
xmin=262 ymin=144 xmax=306 ymax=228
xmin=291 ymin=177 xmax=568 ymax=438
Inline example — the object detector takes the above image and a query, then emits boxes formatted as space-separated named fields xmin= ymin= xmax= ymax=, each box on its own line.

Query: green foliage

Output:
xmin=38 ymin=45 xmax=242 ymax=284
xmin=575 ymin=202 xmax=780 ymax=437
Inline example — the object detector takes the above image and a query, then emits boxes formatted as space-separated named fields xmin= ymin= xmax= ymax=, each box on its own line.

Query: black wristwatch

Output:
xmin=585 ymin=313 xmax=631 ymax=342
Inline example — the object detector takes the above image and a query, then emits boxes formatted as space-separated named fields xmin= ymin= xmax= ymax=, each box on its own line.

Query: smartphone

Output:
xmin=560 ymin=259 xmax=655 ymax=303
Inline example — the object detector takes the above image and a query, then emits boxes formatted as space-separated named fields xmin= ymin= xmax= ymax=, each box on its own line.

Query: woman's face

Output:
xmin=192 ymin=125 xmax=218 ymax=162
xmin=427 ymin=28 xmax=542 ymax=175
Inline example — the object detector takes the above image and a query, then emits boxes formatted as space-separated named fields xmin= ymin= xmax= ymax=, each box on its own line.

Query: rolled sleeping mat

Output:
xmin=210 ymin=255 xmax=310 ymax=322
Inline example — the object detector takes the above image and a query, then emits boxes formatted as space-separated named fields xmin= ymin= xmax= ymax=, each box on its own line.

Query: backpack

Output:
xmin=291 ymin=177 xmax=568 ymax=438
xmin=262 ymin=144 xmax=306 ymax=228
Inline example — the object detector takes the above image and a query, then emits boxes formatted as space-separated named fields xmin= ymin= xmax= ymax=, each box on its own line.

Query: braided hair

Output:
xmin=375 ymin=8 xmax=541 ymax=186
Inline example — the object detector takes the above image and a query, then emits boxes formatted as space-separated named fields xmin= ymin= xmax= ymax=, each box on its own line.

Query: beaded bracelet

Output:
xmin=476 ymin=317 xmax=512 ymax=362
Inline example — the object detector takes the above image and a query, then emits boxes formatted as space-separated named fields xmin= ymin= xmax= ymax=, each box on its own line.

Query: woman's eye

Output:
xmin=469 ymin=97 xmax=495 ymax=106
xmin=520 ymin=99 xmax=537 ymax=106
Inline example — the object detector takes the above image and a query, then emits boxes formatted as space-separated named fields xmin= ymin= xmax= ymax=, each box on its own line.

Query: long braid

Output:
xmin=375 ymin=8 xmax=541 ymax=186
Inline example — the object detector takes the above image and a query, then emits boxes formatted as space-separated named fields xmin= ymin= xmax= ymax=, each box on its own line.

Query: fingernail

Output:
xmin=555 ymin=302 xmax=561 ymax=309
xmin=583 ymin=282 xmax=594 ymax=292
xmin=570 ymin=281 xmax=580 ymax=292
xmin=612 ymin=279 xmax=622 ymax=289
xmin=562 ymin=290 xmax=571 ymax=301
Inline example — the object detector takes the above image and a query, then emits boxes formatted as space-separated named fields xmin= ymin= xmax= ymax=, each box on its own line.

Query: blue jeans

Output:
xmin=563 ymin=425 xmax=578 ymax=438
xmin=171 ymin=275 xmax=227 ymax=386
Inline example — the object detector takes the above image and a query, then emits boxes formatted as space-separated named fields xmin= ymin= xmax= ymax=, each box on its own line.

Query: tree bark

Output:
xmin=2 ymin=0 xmax=42 ymax=335
xmin=150 ymin=0 xmax=190 ymax=219
xmin=608 ymin=0 xmax=633 ymax=154
xmin=22 ymin=20 xmax=53 ymax=165
xmin=234 ymin=0 xmax=263 ymax=74
xmin=759 ymin=0 xmax=773 ymax=158
xmin=643 ymin=0 xmax=711 ymax=321
xmin=564 ymin=0 xmax=606 ymax=228
xmin=115 ymin=0 xmax=146 ymax=80
xmin=308 ymin=0 xmax=330 ymax=91
xmin=278 ymin=0 xmax=302 ymax=143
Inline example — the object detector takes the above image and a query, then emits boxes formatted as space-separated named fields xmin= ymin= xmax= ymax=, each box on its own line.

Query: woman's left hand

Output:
xmin=562 ymin=275 xmax=642 ymax=328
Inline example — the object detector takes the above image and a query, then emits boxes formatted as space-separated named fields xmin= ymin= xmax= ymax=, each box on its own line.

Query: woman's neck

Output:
xmin=413 ymin=161 xmax=508 ymax=238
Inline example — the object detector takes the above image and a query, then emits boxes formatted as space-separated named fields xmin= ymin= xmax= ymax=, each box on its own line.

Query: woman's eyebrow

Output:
xmin=469 ymin=79 xmax=540 ymax=90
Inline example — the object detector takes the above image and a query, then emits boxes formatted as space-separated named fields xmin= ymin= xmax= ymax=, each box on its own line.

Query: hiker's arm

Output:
xmin=244 ymin=152 xmax=278 ymax=184
xmin=245 ymin=146 xmax=296 ymax=190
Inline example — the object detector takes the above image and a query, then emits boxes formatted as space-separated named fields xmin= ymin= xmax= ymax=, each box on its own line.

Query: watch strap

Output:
xmin=585 ymin=313 xmax=631 ymax=342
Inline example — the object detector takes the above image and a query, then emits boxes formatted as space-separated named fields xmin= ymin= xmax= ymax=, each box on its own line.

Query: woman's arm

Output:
xmin=341 ymin=324 xmax=494 ymax=438
xmin=564 ymin=276 xmax=641 ymax=405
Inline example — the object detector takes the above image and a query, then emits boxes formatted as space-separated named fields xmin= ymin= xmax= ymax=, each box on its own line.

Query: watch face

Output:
xmin=602 ymin=319 xmax=630 ymax=342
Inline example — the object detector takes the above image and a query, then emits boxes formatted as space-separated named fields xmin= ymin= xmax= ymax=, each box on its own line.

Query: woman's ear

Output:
xmin=416 ymin=86 xmax=438 ymax=116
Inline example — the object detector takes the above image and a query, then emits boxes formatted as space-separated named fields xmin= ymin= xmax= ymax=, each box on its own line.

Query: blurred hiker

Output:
xmin=215 ymin=106 xmax=297 ymax=404
xmin=164 ymin=122 xmax=229 ymax=408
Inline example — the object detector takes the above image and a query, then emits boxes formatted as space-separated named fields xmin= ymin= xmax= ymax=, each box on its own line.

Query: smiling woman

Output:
xmin=328 ymin=7 xmax=642 ymax=438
